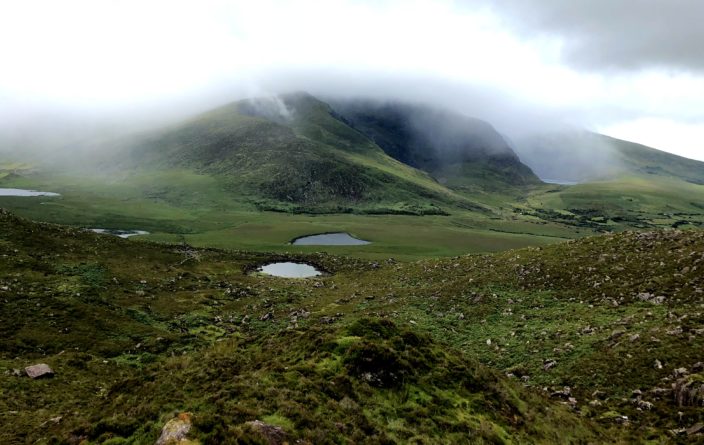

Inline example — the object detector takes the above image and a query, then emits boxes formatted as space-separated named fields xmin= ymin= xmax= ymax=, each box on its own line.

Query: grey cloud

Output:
xmin=477 ymin=0 xmax=704 ymax=72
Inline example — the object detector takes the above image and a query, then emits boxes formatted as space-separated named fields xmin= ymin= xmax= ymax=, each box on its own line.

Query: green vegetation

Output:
xmin=1 ymin=209 xmax=702 ymax=443
xmin=516 ymin=130 xmax=704 ymax=185
xmin=3 ymin=93 xmax=704 ymax=443
xmin=0 ymin=168 xmax=574 ymax=260
xmin=328 ymin=98 xmax=541 ymax=189
xmin=526 ymin=176 xmax=704 ymax=232
xmin=3 ymin=94 xmax=704 ymax=264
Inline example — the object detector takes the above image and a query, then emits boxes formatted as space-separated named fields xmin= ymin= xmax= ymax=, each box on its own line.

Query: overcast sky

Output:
xmin=1 ymin=0 xmax=703 ymax=160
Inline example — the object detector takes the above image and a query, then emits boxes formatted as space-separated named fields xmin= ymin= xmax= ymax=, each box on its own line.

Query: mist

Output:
xmin=1 ymin=0 xmax=703 ymax=165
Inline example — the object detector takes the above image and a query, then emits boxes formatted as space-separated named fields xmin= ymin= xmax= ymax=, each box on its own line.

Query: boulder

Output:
xmin=543 ymin=359 xmax=557 ymax=371
xmin=24 ymin=364 xmax=54 ymax=379
xmin=673 ymin=374 xmax=704 ymax=407
xmin=155 ymin=412 xmax=194 ymax=445
xmin=687 ymin=423 xmax=704 ymax=436
xmin=245 ymin=420 xmax=287 ymax=445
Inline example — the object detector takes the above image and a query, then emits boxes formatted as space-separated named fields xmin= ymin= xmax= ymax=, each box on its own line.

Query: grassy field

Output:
xmin=0 ymin=169 xmax=577 ymax=260
xmin=1 ymin=209 xmax=702 ymax=443
xmin=4 ymin=168 xmax=704 ymax=261
xmin=525 ymin=176 xmax=704 ymax=231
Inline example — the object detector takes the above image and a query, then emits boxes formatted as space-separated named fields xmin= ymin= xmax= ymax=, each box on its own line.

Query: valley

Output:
xmin=1 ymin=93 xmax=703 ymax=444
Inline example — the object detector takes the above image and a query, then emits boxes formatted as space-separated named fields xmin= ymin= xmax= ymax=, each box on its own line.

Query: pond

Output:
xmin=91 ymin=228 xmax=150 ymax=239
xmin=258 ymin=262 xmax=322 ymax=278
xmin=542 ymin=179 xmax=579 ymax=185
xmin=292 ymin=232 xmax=370 ymax=246
xmin=0 ymin=188 xmax=60 ymax=197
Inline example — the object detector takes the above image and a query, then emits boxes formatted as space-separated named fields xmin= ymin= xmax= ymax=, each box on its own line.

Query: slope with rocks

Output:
xmin=0 ymin=209 xmax=604 ymax=444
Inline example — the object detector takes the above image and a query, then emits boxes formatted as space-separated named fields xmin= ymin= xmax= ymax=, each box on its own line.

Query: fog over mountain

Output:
xmin=0 ymin=0 xmax=702 ymax=163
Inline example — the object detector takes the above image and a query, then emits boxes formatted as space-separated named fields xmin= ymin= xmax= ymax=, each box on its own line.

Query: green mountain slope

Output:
xmin=328 ymin=100 xmax=541 ymax=191
xmin=109 ymin=94 xmax=481 ymax=215
xmin=516 ymin=131 xmax=704 ymax=230
xmin=0 ymin=210 xmax=602 ymax=444
xmin=516 ymin=130 xmax=704 ymax=184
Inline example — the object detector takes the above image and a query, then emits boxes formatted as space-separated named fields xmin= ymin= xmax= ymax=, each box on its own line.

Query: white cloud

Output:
xmin=601 ymin=118 xmax=704 ymax=161
xmin=0 ymin=0 xmax=703 ymax=160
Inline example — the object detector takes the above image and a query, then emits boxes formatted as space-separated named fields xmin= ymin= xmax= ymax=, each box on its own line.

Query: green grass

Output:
xmin=0 ymin=169 xmax=575 ymax=260
xmin=2 ymin=209 xmax=702 ymax=443
xmin=526 ymin=175 xmax=704 ymax=232
xmin=4 ymin=168 xmax=704 ymax=262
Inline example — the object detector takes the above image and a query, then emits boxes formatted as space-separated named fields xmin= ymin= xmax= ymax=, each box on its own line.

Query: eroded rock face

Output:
xmin=155 ymin=412 xmax=195 ymax=445
xmin=24 ymin=364 xmax=54 ymax=379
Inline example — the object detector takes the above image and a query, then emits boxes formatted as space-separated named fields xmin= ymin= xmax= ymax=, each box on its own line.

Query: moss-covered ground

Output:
xmin=1 ymin=209 xmax=703 ymax=443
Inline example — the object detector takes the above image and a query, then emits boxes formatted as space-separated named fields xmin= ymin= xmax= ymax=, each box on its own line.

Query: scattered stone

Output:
xmin=24 ymin=364 xmax=54 ymax=379
xmin=592 ymin=390 xmax=606 ymax=400
xmin=687 ymin=423 xmax=704 ymax=436
xmin=637 ymin=293 xmax=666 ymax=305
xmin=40 ymin=416 xmax=63 ymax=427
xmin=666 ymin=326 xmax=683 ymax=336
xmin=550 ymin=386 xmax=572 ymax=399
xmin=259 ymin=312 xmax=273 ymax=321
xmin=543 ymin=359 xmax=557 ymax=371
xmin=673 ymin=367 xmax=689 ymax=378
xmin=654 ymin=359 xmax=663 ymax=370
xmin=609 ymin=330 xmax=626 ymax=341
xmin=628 ymin=333 xmax=640 ymax=342
xmin=636 ymin=400 xmax=653 ymax=410
xmin=155 ymin=412 xmax=193 ymax=445
xmin=615 ymin=416 xmax=629 ymax=425
xmin=673 ymin=374 xmax=704 ymax=407
xmin=245 ymin=420 xmax=287 ymax=445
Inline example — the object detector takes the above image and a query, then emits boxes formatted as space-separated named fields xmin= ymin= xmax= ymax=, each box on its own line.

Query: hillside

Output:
xmin=516 ymin=130 xmax=704 ymax=184
xmin=2 ymin=209 xmax=703 ymax=443
xmin=110 ymin=101 xmax=440 ymax=214
xmin=328 ymin=100 xmax=541 ymax=192
xmin=515 ymin=131 xmax=704 ymax=232
xmin=0 ymin=209 xmax=602 ymax=444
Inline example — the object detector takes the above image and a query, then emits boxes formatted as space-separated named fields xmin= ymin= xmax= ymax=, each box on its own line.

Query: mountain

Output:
xmin=328 ymin=99 xmax=541 ymax=190
xmin=106 ymin=93 xmax=540 ymax=213
xmin=515 ymin=130 xmax=704 ymax=184
xmin=110 ymin=93 xmax=467 ymax=215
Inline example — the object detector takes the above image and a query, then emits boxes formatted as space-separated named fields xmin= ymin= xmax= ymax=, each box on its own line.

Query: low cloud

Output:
xmin=0 ymin=1 xmax=702 ymax=161
xmin=476 ymin=0 xmax=704 ymax=73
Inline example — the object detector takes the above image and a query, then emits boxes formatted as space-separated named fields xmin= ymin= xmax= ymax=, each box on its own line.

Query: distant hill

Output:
xmin=328 ymin=99 xmax=541 ymax=190
xmin=515 ymin=131 xmax=704 ymax=184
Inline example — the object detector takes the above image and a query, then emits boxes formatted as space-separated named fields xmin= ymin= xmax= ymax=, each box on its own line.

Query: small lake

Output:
xmin=0 ymin=188 xmax=60 ymax=197
xmin=542 ymin=179 xmax=579 ymax=186
xmin=292 ymin=232 xmax=370 ymax=246
xmin=91 ymin=228 xmax=150 ymax=239
xmin=258 ymin=262 xmax=322 ymax=278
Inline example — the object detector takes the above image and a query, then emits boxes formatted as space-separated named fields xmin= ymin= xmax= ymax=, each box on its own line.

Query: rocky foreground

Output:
xmin=0 ymin=209 xmax=702 ymax=444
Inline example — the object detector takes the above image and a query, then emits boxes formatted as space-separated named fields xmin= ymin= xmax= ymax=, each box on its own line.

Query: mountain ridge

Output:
xmin=515 ymin=130 xmax=704 ymax=184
